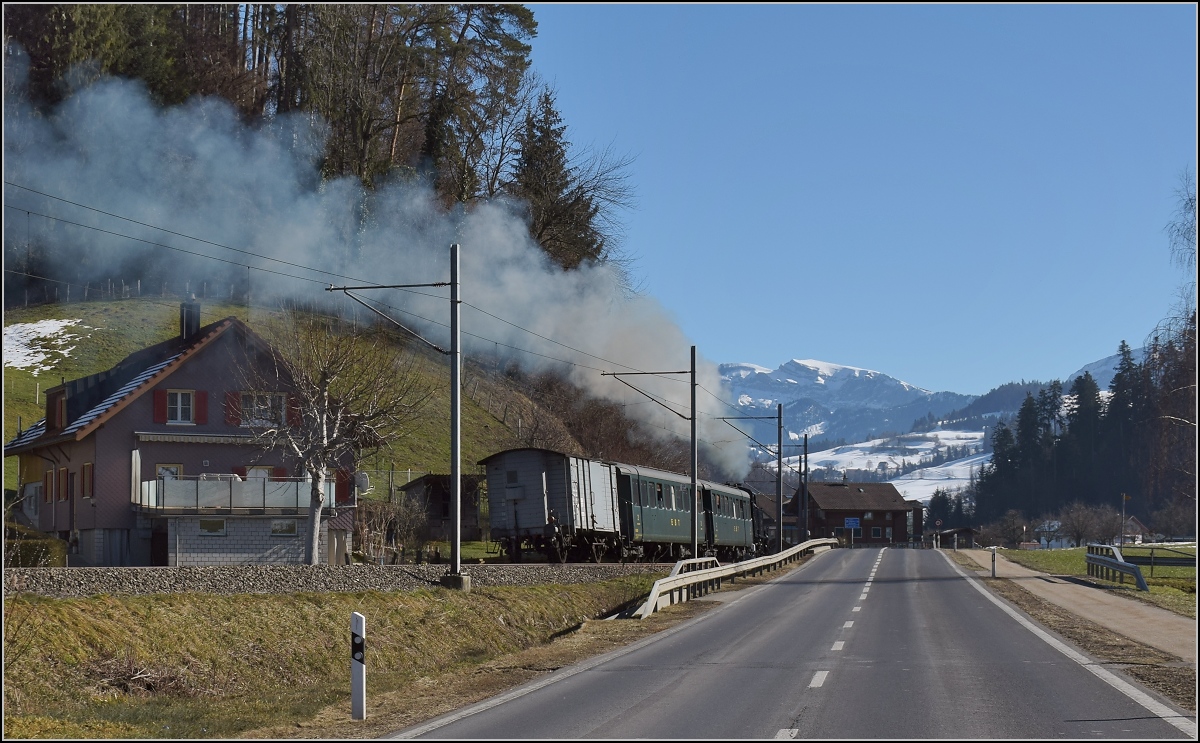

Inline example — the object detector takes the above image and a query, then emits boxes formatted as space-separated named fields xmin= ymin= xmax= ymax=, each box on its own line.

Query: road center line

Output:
xmin=832 ymin=641 xmax=845 ymax=650
xmin=809 ymin=670 xmax=829 ymax=687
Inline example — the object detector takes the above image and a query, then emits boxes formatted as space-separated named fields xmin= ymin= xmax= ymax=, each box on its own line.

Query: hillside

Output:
xmin=2 ymin=298 xmax=588 ymax=496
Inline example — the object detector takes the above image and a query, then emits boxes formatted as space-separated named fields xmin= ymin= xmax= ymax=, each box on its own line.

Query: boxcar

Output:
xmin=479 ymin=448 xmax=621 ymax=561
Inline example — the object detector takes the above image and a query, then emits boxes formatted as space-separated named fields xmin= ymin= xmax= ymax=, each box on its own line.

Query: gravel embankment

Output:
xmin=3 ymin=563 xmax=671 ymax=599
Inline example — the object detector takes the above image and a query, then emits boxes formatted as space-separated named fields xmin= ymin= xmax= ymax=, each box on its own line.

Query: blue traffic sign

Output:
xmin=844 ymin=517 xmax=860 ymax=529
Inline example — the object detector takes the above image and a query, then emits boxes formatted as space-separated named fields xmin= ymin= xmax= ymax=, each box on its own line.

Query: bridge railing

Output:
xmin=1085 ymin=544 xmax=1149 ymax=591
xmin=633 ymin=538 xmax=839 ymax=619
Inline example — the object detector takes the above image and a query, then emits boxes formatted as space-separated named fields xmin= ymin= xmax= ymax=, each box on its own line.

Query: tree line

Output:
xmin=3 ymin=4 xmax=633 ymax=290
xmin=943 ymin=173 xmax=1197 ymax=540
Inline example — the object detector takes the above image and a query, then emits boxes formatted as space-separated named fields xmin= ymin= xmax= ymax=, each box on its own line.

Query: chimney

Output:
xmin=180 ymin=296 xmax=201 ymax=340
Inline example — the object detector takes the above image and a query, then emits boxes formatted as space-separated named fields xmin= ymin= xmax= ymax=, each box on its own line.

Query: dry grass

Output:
xmin=3 ymin=575 xmax=659 ymax=739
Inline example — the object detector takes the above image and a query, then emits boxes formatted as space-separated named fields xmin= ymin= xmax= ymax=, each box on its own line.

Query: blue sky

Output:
xmin=527 ymin=3 xmax=1197 ymax=396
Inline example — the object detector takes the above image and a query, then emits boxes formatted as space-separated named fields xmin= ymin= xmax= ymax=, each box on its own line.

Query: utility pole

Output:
xmin=777 ymin=403 xmax=783 ymax=553
xmin=326 ymin=246 xmax=467 ymax=589
xmin=691 ymin=346 xmax=698 ymax=559
xmin=600 ymin=354 xmax=694 ymax=554
xmin=803 ymin=433 xmax=809 ymax=542
xmin=449 ymin=243 xmax=462 ymax=579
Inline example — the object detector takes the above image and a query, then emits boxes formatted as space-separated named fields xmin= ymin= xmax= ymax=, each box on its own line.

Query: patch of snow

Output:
xmin=3 ymin=319 xmax=90 ymax=375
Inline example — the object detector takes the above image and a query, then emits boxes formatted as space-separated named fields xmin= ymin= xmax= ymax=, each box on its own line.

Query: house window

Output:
xmin=198 ymin=518 xmax=226 ymax=536
xmin=157 ymin=464 xmax=182 ymax=481
xmin=816 ymin=509 xmax=824 ymax=520
xmin=167 ymin=390 xmax=194 ymax=423
xmin=241 ymin=392 xmax=286 ymax=427
xmin=81 ymin=463 xmax=93 ymax=498
xmin=56 ymin=395 xmax=67 ymax=429
xmin=871 ymin=527 xmax=882 ymax=538
xmin=270 ymin=519 xmax=298 ymax=537
xmin=506 ymin=470 xmax=518 ymax=485
xmin=863 ymin=511 xmax=873 ymax=520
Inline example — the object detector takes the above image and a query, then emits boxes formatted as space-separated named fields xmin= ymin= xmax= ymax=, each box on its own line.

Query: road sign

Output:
xmin=844 ymin=517 xmax=860 ymax=529
xmin=935 ymin=519 xmax=943 ymax=527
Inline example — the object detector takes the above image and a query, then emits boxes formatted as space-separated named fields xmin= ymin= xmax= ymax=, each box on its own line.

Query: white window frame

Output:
xmin=166 ymin=390 xmax=194 ymax=424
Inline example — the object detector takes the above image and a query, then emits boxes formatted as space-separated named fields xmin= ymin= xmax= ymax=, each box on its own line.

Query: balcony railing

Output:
xmin=136 ymin=475 xmax=337 ymax=511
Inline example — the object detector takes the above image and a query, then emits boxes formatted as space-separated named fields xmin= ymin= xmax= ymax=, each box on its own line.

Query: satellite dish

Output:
xmin=355 ymin=471 xmax=371 ymax=493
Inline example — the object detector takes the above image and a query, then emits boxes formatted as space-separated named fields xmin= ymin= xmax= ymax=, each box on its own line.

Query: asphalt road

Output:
xmin=392 ymin=548 xmax=1194 ymax=739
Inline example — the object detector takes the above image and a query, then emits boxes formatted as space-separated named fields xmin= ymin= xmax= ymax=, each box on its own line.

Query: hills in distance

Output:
xmin=721 ymin=348 xmax=1143 ymax=451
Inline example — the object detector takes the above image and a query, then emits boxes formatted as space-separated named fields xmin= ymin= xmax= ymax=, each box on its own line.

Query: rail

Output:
xmin=1085 ymin=544 xmax=1149 ymax=591
xmin=633 ymin=538 xmax=839 ymax=618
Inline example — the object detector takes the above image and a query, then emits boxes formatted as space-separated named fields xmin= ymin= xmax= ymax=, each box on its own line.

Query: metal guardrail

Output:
xmin=1085 ymin=544 xmax=1149 ymax=591
xmin=633 ymin=538 xmax=839 ymax=618
xmin=1114 ymin=546 xmax=1196 ymax=577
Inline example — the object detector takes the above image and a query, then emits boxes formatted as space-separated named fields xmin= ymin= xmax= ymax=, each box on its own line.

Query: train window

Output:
xmin=668 ymin=485 xmax=676 ymax=510
xmin=506 ymin=471 xmax=518 ymax=485
xmin=656 ymin=483 xmax=664 ymax=507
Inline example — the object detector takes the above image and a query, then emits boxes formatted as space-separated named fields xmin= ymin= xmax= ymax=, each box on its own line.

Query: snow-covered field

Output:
xmin=3 ymin=319 xmax=88 ymax=375
xmin=775 ymin=429 xmax=990 ymax=504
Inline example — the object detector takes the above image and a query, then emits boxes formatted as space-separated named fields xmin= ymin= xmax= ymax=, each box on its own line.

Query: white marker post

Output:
xmin=351 ymin=612 xmax=366 ymax=720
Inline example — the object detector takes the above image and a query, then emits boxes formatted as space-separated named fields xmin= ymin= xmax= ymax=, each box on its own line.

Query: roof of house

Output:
xmin=399 ymin=474 xmax=487 ymax=492
xmin=807 ymin=481 xmax=910 ymax=511
xmin=4 ymin=316 xmax=247 ymax=456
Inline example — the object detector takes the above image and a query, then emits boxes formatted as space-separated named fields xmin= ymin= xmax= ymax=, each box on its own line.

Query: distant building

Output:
xmin=399 ymin=474 xmax=487 ymax=541
xmin=803 ymin=481 xmax=921 ymax=546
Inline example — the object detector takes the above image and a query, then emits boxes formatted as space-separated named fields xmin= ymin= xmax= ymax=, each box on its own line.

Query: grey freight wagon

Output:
xmin=479 ymin=448 xmax=621 ymax=562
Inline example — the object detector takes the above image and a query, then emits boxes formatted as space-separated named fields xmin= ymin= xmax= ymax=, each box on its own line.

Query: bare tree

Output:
xmin=1057 ymin=502 xmax=1098 ymax=548
xmin=236 ymin=309 xmax=434 ymax=564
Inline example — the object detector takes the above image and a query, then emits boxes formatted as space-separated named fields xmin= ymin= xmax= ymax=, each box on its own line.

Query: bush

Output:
xmin=4 ymin=523 xmax=67 ymax=567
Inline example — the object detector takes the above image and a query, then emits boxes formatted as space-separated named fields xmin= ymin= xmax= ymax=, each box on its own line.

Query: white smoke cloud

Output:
xmin=2 ymin=51 xmax=750 ymax=477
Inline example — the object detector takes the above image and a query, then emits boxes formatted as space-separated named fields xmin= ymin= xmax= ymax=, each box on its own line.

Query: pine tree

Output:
xmin=510 ymin=88 xmax=604 ymax=269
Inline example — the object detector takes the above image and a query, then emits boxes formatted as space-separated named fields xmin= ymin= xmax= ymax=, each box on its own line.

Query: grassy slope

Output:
xmin=4 ymin=298 xmax=550 ymax=493
xmin=2 ymin=575 xmax=660 ymax=738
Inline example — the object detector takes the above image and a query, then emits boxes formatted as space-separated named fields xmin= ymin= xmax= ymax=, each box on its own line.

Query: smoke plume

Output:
xmin=3 ymin=49 xmax=749 ymax=476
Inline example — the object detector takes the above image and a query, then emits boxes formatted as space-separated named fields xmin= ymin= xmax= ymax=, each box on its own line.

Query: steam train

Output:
xmin=480 ymin=448 xmax=773 ymax=562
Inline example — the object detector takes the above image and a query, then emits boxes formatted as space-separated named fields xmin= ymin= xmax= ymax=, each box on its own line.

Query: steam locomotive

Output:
xmin=479 ymin=448 xmax=773 ymax=562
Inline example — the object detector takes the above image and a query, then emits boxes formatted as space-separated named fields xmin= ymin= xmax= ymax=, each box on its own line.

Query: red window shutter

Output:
xmin=195 ymin=391 xmax=208 ymax=424
xmin=272 ymin=467 xmax=288 ymax=482
xmin=224 ymin=391 xmax=241 ymax=425
xmin=231 ymin=466 xmax=247 ymax=479
xmin=43 ymin=471 xmax=53 ymax=502
xmin=153 ymin=390 xmax=168 ymax=423
xmin=335 ymin=468 xmax=352 ymax=503
xmin=58 ymin=468 xmax=68 ymax=501
xmin=287 ymin=395 xmax=302 ymax=427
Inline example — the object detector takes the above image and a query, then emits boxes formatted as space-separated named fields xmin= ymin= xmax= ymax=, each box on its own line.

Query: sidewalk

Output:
xmin=958 ymin=548 xmax=1196 ymax=665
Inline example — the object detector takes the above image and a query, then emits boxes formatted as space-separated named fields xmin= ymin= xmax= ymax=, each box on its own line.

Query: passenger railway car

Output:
xmin=480 ymin=448 xmax=769 ymax=562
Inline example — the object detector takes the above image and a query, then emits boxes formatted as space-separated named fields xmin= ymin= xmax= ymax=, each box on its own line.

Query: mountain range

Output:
xmin=720 ymin=349 xmax=1143 ymax=450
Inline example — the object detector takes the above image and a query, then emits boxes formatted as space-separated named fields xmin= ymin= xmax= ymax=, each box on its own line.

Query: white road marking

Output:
xmin=843 ymin=621 xmax=854 ymax=628
xmin=774 ymin=729 xmax=799 ymax=738
xmin=852 ymin=606 xmax=861 ymax=611
xmin=937 ymin=550 xmax=1197 ymax=739
xmin=832 ymin=641 xmax=845 ymax=650
xmin=809 ymin=671 xmax=829 ymax=687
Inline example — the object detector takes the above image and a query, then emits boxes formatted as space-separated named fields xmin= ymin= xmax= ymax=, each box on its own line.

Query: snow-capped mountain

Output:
xmin=1065 ymin=346 xmax=1145 ymax=390
xmin=719 ymin=359 xmax=976 ymax=445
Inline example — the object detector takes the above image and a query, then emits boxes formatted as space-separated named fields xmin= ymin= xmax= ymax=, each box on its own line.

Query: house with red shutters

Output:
xmin=4 ymin=301 xmax=356 ymax=566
